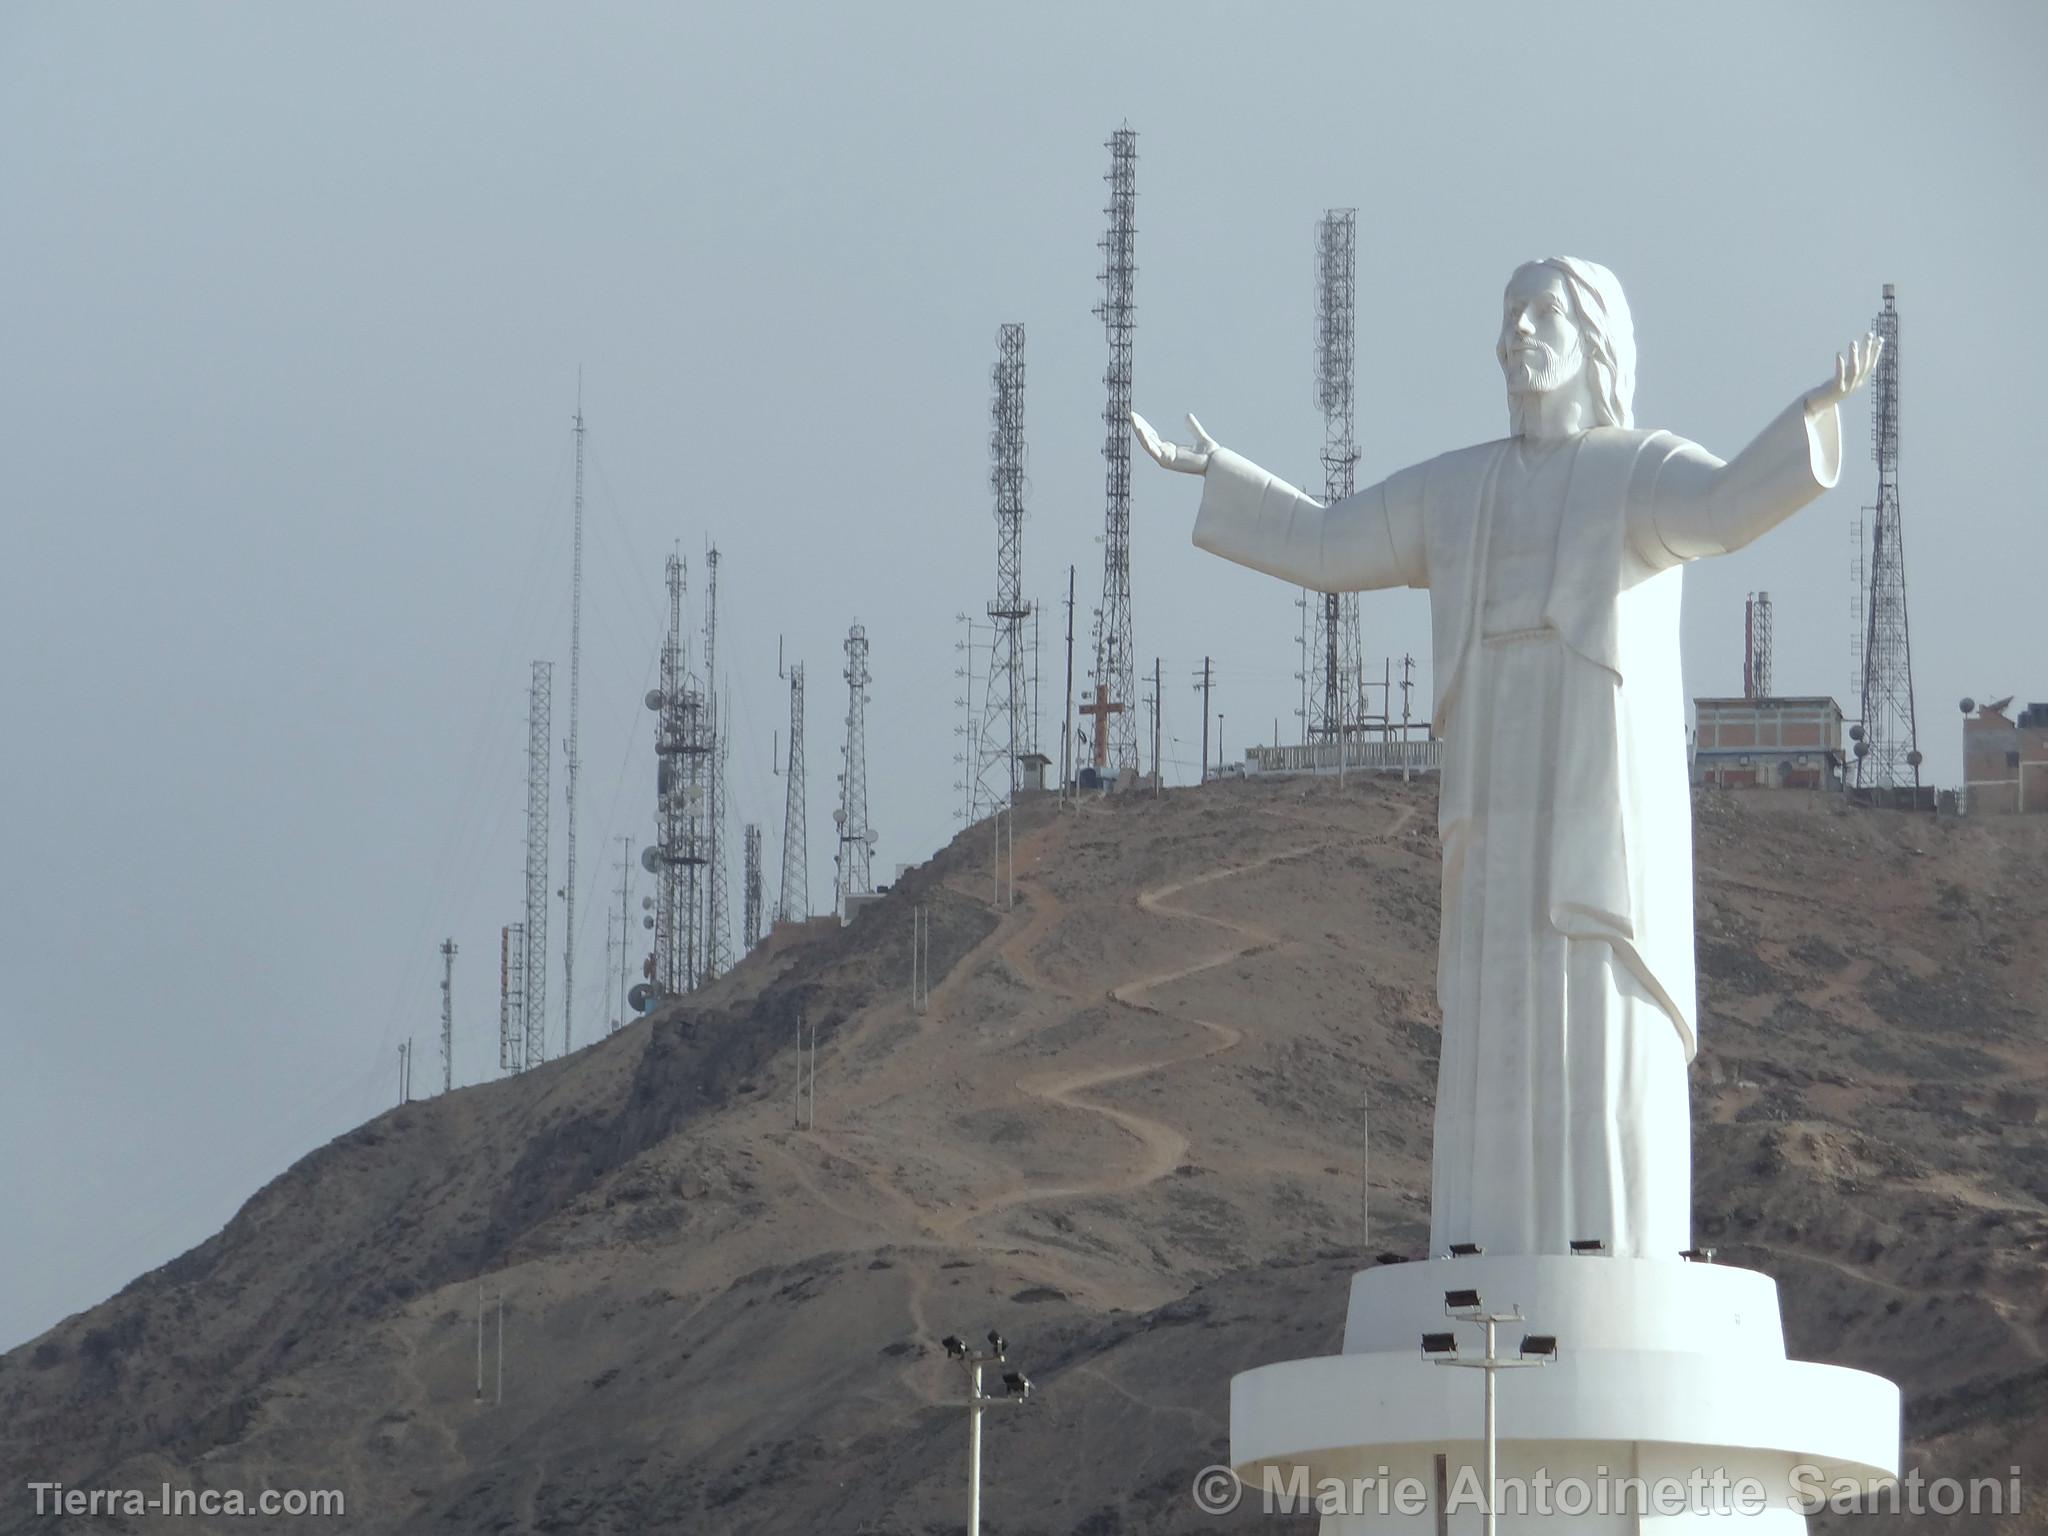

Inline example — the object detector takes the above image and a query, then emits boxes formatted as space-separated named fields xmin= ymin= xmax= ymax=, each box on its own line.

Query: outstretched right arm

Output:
xmin=1131 ymin=412 xmax=1425 ymax=592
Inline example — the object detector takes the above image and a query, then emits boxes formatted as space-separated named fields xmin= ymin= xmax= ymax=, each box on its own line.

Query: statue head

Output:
xmin=1497 ymin=257 xmax=1635 ymax=432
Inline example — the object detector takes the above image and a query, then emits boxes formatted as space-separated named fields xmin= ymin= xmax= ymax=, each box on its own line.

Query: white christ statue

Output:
xmin=1134 ymin=257 xmax=1879 ymax=1260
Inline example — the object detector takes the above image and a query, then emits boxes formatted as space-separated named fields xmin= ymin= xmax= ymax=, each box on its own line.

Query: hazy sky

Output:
xmin=4 ymin=1 xmax=2042 ymax=1349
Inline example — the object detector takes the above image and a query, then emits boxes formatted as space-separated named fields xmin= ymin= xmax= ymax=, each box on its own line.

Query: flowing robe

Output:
xmin=1191 ymin=398 xmax=1842 ymax=1257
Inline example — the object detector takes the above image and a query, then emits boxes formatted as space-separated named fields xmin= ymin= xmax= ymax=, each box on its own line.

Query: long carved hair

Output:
xmin=1520 ymin=256 xmax=1637 ymax=430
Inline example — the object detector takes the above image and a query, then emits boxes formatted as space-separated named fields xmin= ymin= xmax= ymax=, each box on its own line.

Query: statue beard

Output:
xmin=1502 ymin=342 xmax=1583 ymax=398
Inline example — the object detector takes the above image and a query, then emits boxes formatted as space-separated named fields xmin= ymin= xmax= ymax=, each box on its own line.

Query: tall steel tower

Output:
xmin=499 ymin=922 xmax=525 ymax=1074
xmin=523 ymin=660 xmax=551 ymax=1068
xmin=562 ymin=393 xmax=585 ymax=1056
xmin=1744 ymin=591 xmax=1773 ymax=699
xmin=834 ymin=624 xmax=874 ymax=916
xmin=439 ymin=937 xmax=457 ymax=1094
xmin=1853 ymin=285 xmax=1921 ymax=795
xmin=742 ymin=822 xmax=762 ymax=953
xmin=702 ymin=547 xmax=730 ymax=979
xmin=651 ymin=552 xmax=694 ymax=995
xmin=779 ymin=663 xmax=808 ymax=923
xmin=1091 ymin=127 xmax=1139 ymax=779
xmin=1309 ymin=209 xmax=1361 ymax=742
xmin=976 ymin=323 xmax=1032 ymax=813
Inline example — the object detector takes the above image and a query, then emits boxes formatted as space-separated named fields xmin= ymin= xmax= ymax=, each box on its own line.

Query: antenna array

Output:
xmin=779 ymin=663 xmax=808 ymax=923
xmin=522 ymin=660 xmax=551 ymax=1069
xmin=835 ymin=624 xmax=874 ymax=916
xmin=1091 ymin=127 xmax=1140 ymax=779
xmin=1853 ymin=284 xmax=1921 ymax=794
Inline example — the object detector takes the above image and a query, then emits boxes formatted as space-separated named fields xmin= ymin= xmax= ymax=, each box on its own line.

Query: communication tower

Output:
xmin=523 ymin=660 xmax=551 ymax=1068
xmin=780 ymin=663 xmax=809 ymax=923
xmin=978 ymin=323 xmax=1033 ymax=812
xmin=563 ymin=392 xmax=585 ymax=1056
xmin=1308 ymin=209 xmax=1361 ymax=742
xmin=1091 ymin=127 xmax=1140 ymax=779
xmin=1852 ymin=284 xmax=1921 ymax=795
xmin=499 ymin=922 xmax=525 ymax=1073
xmin=835 ymin=623 xmax=875 ymax=916
xmin=702 ymin=546 xmax=730 ymax=979
xmin=439 ymin=937 xmax=457 ymax=1094
xmin=1744 ymin=591 xmax=1773 ymax=700
xmin=743 ymin=823 xmax=763 ymax=953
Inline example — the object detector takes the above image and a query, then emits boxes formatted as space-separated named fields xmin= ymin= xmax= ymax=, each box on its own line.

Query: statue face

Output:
xmin=1498 ymin=265 xmax=1586 ymax=397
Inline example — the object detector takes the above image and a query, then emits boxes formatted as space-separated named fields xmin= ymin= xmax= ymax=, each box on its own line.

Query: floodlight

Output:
xmin=1001 ymin=1371 xmax=1032 ymax=1398
xmin=987 ymin=1330 xmax=1006 ymax=1358
xmin=1444 ymin=1288 xmax=1482 ymax=1312
xmin=1569 ymin=1238 xmax=1606 ymax=1255
xmin=1520 ymin=1334 xmax=1558 ymax=1360
xmin=942 ymin=1335 xmax=967 ymax=1359
xmin=1679 ymin=1247 xmax=1717 ymax=1264
xmin=1375 ymin=1252 xmax=1411 ymax=1266
xmin=1420 ymin=1332 xmax=1458 ymax=1357
xmin=1447 ymin=1242 xmax=1484 ymax=1257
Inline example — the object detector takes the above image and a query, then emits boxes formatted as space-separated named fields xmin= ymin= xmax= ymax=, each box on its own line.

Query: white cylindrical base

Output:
xmin=1230 ymin=1258 xmax=1898 ymax=1534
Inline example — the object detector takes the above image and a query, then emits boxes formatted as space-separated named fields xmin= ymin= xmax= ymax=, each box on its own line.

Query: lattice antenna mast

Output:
xmin=499 ymin=923 xmax=524 ymax=1074
xmin=702 ymin=547 xmax=730 ymax=979
xmin=742 ymin=823 xmax=762 ymax=953
xmin=1316 ymin=210 xmax=1363 ymax=741
xmin=653 ymin=553 xmax=688 ymax=994
xmin=835 ymin=624 xmax=874 ymax=916
xmin=1092 ymin=127 xmax=1140 ymax=778
xmin=1854 ymin=285 xmax=1921 ymax=792
xmin=562 ymin=388 xmax=585 ymax=1055
xmin=982 ymin=323 xmax=1033 ymax=809
xmin=779 ymin=664 xmax=809 ymax=923
xmin=439 ymin=938 xmax=457 ymax=1094
xmin=523 ymin=661 xmax=551 ymax=1067
xmin=1744 ymin=591 xmax=1773 ymax=699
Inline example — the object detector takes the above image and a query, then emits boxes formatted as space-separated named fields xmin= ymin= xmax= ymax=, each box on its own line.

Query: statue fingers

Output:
xmin=1186 ymin=412 xmax=1219 ymax=454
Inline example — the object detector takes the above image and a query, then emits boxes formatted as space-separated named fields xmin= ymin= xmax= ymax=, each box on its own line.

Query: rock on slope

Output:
xmin=4 ymin=777 xmax=2046 ymax=1534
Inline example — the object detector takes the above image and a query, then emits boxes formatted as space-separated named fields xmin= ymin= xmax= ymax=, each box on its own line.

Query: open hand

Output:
xmin=1130 ymin=411 xmax=1218 ymax=476
xmin=1806 ymin=332 xmax=1883 ymax=415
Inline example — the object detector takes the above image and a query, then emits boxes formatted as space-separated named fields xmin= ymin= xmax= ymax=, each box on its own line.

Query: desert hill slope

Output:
xmin=5 ymin=776 xmax=2048 ymax=1534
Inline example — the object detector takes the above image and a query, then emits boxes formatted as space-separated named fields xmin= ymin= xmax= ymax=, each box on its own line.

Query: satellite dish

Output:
xmin=1854 ymin=739 xmax=1870 ymax=758
xmin=641 ymin=896 xmax=654 ymax=911
xmin=1848 ymin=724 xmax=1864 ymax=742
xmin=1906 ymin=749 xmax=1923 ymax=768
xmin=1988 ymin=695 xmax=2015 ymax=714
xmin=627 ymin=982 xmax=654 ymax=1013
xmin=643 ymin=915 xmax=655 ymax=929
xmin=645 ymin=689 xmax=665 ymax=712
xmin=1960 ymin=697 xmax=1976 ymax=714
xmin=641 ymin=846 xmax=663 ymax=873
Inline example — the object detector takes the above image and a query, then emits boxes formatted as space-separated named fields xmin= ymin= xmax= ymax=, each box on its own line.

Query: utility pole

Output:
xmin=563 ymin=385 xmax=585 ymax=1058
xmin=1150 ymin=657 xmax=1162 ymax=795
xmin=439 ymin=938 xmax=457 ymax=1095
xmin=941 ymin=1331 xmax=1033 ymax=1536
xmin=476 ymin=1283 xmax=485 ymax=1401
xmin=398 ymin=1040 xmax=410 ymax=1104
xmin=1194 ymin=657 xmax=1213 ymax=784
xmin=1425 ymin=1296 xmax=1558 ymax=1536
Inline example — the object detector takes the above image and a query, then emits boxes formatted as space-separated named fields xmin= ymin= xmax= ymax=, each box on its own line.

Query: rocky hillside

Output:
xmin=5 ymin=778 xmax=2046 ymax=1534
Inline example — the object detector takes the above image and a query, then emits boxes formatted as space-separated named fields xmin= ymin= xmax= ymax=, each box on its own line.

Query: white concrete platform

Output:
xmin=1230 ymin=1257 xmax=1898 ymax=1534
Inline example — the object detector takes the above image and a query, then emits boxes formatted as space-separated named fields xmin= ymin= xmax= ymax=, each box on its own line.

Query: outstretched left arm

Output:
xmin=1631 ymin=334 xmax=1882 ymax=567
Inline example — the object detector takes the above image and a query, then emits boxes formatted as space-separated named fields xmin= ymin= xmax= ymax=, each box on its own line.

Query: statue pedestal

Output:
xmin=1231 ymin=1256 xmax=1898 ymax=1533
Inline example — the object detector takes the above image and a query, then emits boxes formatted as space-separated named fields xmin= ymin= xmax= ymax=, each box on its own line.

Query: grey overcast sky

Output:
xmin=3 ymin=1 xmax=2041 ymax=1349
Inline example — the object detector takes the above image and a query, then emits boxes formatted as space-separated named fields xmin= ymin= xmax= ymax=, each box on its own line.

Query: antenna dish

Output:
xmin=641 ymin=896 xmax=654 ymax=911
xmin=1960 ymin=697 xmax=1976 ymax=714
xmin=643 ymin=915 xmax=655 ymax=929
xmin=645 ymin=689 xmax=665 ymax=712
xmin=641 ymin=846 xmax=662 ymax=873
xmin=627 ymin=982 xmax=654 ymax=1013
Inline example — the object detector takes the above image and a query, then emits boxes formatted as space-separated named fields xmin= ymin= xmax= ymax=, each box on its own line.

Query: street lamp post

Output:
xmin=942 ymin=1330 xmax=1033 ymax=1535
xmin=1422 ymin=1289 xmax=1557 ymax=1536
